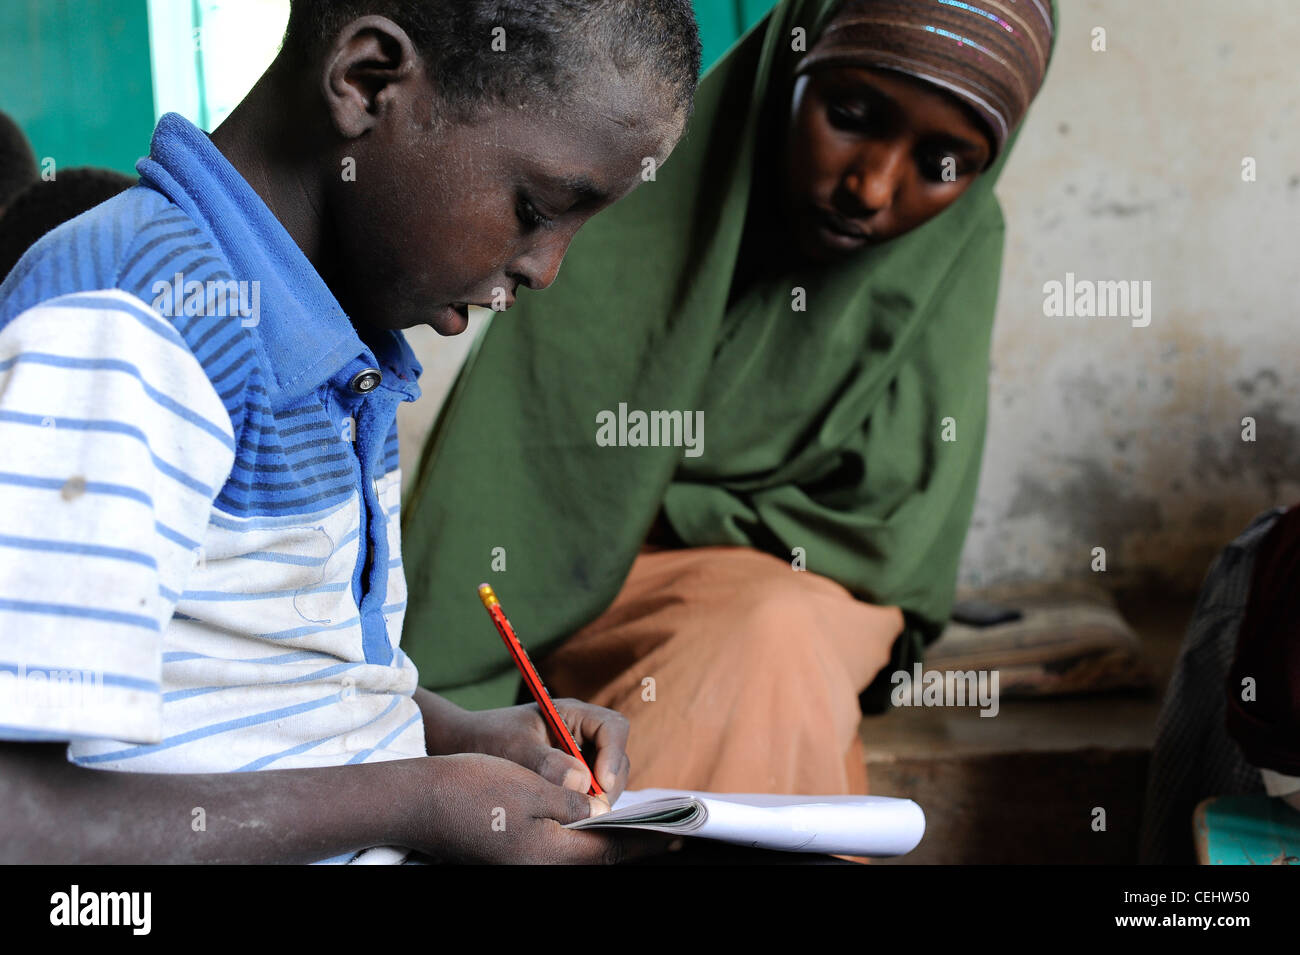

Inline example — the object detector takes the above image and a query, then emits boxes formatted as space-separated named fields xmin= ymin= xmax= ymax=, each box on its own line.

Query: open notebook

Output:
xmin=567 ymin=788 xmax=925 ymax=857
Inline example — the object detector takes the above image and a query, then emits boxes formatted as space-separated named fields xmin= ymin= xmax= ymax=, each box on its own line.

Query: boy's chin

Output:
xmin=357 ymin=301 xmax=469 ymax=336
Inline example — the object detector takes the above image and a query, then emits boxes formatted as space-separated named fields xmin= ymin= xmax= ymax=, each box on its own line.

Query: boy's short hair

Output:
xmin=0 ymin=112 xmax=38 ymax=214
xmin=0 ymin=167 xmax=135 ymax=281
xmin=283 ymin=0 xmax=701 ymax=119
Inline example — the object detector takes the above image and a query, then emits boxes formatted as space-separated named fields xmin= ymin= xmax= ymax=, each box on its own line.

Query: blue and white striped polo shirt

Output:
xmin=0 ymin=114 xmax=427 ymax=861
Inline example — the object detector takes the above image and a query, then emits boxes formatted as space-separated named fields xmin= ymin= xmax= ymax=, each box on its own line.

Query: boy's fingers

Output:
xmin=591 ymin=744 xmax=629 ymax=801
xmin=609 ymin=752 xmax=631 ymax=799
xmin=560 ymin=700 xmax=630 ymax=797
xmin=535 ymin=778 xmax=607 ymax=826
xmin=530 ymin=746 xmax=591 ymax=793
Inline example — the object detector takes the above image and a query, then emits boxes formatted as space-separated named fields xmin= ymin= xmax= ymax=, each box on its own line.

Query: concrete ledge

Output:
xmin=860 ymin=592 xmax=1191 ymax=863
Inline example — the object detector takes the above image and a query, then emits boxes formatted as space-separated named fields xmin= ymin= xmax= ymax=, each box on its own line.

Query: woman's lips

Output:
xmin=811 ymin=206 xmax=874 ymax=250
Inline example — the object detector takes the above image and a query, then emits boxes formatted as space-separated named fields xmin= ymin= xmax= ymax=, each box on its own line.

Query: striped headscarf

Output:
xmin=797 ymin=0 xmax=1055 ymax=159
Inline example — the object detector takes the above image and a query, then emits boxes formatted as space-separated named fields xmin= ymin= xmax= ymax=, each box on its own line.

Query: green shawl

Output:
xmin=401 ymin=0 xmax=1038 ymax=711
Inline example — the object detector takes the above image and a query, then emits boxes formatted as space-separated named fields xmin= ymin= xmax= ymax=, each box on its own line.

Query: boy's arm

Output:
xmin=0 ymin=742 xmax=409 ymax=863
xmin=0 ymin=741 xmax=642 ymax=863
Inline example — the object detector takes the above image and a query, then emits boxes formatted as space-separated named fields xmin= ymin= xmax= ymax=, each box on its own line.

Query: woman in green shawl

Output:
xmin=401 ymin=0 xmax=1055 ymax=794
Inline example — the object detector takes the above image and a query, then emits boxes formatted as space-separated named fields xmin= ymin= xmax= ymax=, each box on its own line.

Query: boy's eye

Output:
xmin=516 ymin=196 xmax=554 ymax=231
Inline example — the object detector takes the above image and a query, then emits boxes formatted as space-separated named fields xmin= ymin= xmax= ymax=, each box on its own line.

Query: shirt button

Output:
xmin=348 ymin=368 xmax=382 ymax=395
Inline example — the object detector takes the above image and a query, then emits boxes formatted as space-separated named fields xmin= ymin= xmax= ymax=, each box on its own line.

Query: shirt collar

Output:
xmin=135 ymin=113 xmax=421 ymax=404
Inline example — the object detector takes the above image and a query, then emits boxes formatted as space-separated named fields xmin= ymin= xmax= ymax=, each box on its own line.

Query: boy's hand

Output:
xmin=402 ymin=753 xmax=657 ymax=864
xmin=435 ymin=699 xmax=632 ymax=805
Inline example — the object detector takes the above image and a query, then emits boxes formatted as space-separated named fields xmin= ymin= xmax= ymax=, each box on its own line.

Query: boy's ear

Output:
xmin=321 ymin=15 xmax=422 ymax=140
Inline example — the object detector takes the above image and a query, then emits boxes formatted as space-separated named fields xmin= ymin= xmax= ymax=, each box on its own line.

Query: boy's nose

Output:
xmin=511 ymin=233 xmax=572 ymax=292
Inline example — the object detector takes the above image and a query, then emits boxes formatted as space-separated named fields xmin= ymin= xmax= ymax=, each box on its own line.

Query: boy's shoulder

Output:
xmin=0 ymin=182 xmax=259 ymax=424
xmin=5 ymin=185 xmax=175 ymax=314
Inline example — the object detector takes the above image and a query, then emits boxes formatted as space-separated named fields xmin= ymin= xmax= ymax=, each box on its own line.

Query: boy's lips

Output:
xmin=457 ymin=297 xmax=517 ymax=312
xmin=432 ymin=299 xmax=514 ymax=335
xmin=432 ymin=302 xmax=470 ymax=335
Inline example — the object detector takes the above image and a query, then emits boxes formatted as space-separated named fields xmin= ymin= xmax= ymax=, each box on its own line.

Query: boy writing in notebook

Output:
xmin=0 ymin=0 xmax=699 ymax=863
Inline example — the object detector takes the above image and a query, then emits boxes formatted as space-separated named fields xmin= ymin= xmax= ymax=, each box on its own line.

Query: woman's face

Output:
xmin=782 ymin=65 xmax=993 ymax=261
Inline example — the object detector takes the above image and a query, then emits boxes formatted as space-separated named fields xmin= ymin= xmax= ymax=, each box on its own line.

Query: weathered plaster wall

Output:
xmin=958 ymin=0 xmax=1300 ymax=593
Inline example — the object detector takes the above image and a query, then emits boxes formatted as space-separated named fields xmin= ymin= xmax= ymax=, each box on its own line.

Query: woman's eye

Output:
xmin=516 ymin=197 xmax=553 ymax=231
xmin=920 ymin=152 xmax=965 ymax=183
xmin=827 ymin=102 xmax=870 ymax=128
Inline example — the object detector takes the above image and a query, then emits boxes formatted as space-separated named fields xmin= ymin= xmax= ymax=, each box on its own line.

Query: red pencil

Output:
xmin=477 ymin=583 xmax=605 ymax=797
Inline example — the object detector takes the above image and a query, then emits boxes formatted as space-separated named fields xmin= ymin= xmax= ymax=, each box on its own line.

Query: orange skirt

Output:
xmin=537 ymin=546 xmax=903 ymax=794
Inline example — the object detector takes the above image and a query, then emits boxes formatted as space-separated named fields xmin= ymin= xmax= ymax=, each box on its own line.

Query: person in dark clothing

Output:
xmin=0 ymin=111 xmax=38 ymax=217
xmin=0 ymin=166 xmax=136 ymax=280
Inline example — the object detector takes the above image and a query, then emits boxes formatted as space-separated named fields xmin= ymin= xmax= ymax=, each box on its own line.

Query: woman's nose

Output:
xmin=842 ymin=141 xmax=908 ymax=215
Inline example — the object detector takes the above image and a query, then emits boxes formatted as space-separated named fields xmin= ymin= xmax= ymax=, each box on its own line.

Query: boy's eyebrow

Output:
xmin=557 ymin=174 xmax=607 ymax=204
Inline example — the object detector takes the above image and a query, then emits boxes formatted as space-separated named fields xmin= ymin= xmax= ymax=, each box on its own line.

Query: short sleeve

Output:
xmin=0 ymin=290 xmax=235 ymax=743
